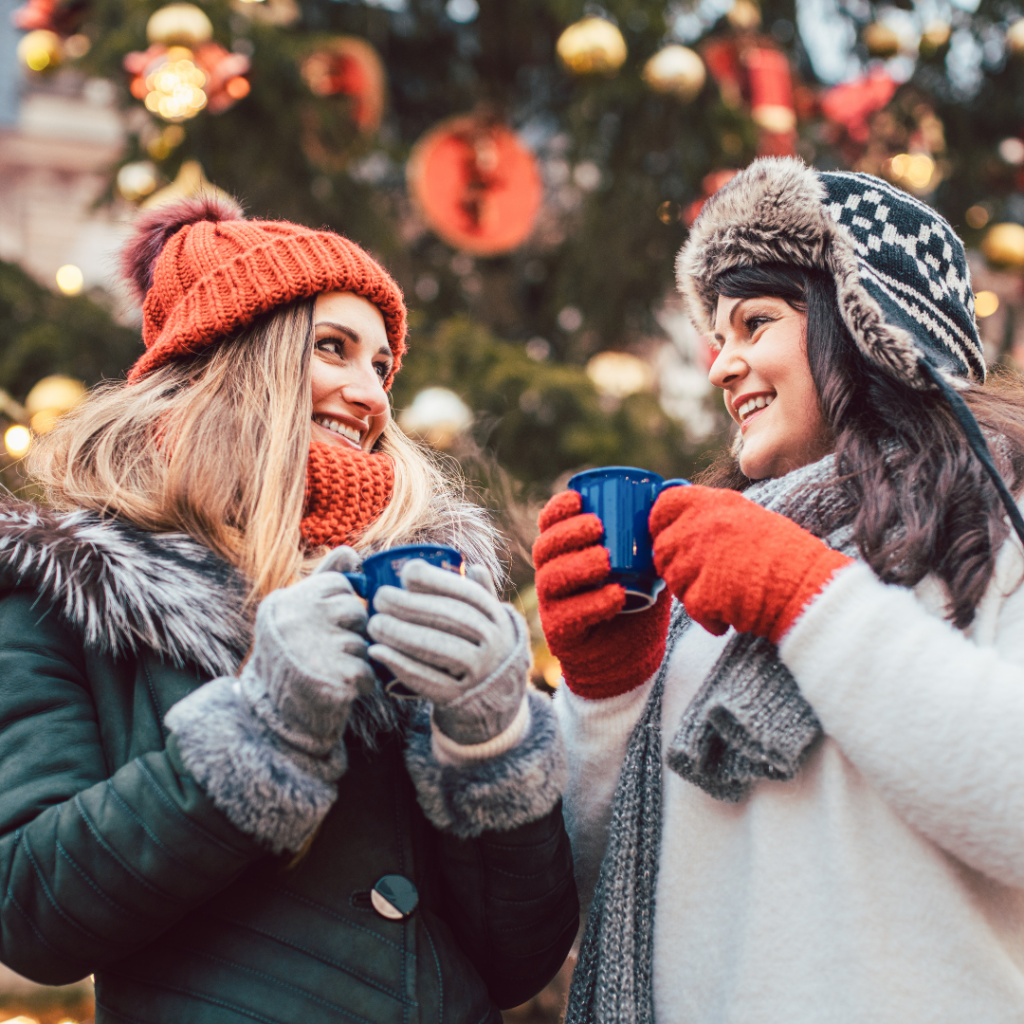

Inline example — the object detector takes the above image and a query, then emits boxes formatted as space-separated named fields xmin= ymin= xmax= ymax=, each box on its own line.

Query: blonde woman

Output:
xmin=0 ymin=196 xmax=576 ymax=1024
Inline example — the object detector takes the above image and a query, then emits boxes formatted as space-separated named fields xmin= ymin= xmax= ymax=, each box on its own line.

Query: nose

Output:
xmin=708 ymin=341 xmax=747 ymax=390
xmin=341 ymin=364 xmax=389 ymax=418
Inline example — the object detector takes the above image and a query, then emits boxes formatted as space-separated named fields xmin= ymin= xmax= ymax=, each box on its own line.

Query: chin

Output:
xmin=738 ymin=444 xmax=773 ymax=481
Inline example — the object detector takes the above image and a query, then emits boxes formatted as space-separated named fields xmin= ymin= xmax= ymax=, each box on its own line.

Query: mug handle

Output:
xmin=343 ymin=572 xmax=367 ymax=599
xmin=657 ymin=478 xmax=691 ymax=496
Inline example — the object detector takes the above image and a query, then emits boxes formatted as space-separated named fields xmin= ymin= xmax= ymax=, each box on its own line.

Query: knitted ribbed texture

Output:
xmin=665 ymin=455 xmax=860 ymax=803
xmin=300 ymin=441 xmax=394 ymax=550
xmin=564 ymin=602 xmax=689 ymax=1024
xmin=125 ymin=201 xmax=407 ymax=386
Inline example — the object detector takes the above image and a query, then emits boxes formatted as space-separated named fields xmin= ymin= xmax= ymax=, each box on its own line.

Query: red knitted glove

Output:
xmin=650 ymin=485 xmax=852 ymax=645
xmin=533 ymin=490 xmax=672 ymax=700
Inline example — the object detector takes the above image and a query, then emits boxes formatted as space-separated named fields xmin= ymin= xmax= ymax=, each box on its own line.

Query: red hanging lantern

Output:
xmin=407 ymin=114 xmax=543 ymax=256
xmin=700 ymin=38 xmax=744 ymax=109
xmin=820 ymin=70 xmax=897 ymax=144
xmin=746 ymin=48 xmax=794 ymax=133
xmin=12 ymin=0 xmax=87 ymax=36
xmin=300 ymin=37 xmax=386 ymax=134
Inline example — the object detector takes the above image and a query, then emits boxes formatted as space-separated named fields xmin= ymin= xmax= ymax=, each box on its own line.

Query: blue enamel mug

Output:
xmin=343 ymin=543 xmax=465 ymax=696
xmin=567 ymin=466 xmax=690 ymax=613
xmin=343 ymin=543 xmax=465 ymax=612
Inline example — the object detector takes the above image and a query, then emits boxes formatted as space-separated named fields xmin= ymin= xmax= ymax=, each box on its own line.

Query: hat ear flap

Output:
xmin=120 ymin=194 xmax=245 ymax=303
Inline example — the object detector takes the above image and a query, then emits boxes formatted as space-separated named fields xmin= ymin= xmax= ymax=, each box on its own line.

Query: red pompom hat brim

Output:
xmin=121 ymin=195 xmax=407 ymax=388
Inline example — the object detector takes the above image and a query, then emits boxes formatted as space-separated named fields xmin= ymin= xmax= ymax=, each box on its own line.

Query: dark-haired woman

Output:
xmin=535 ymin=158 xmax=1024 ymax=1023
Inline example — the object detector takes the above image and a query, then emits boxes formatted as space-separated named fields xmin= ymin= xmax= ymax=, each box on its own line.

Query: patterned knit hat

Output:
xmin=676 ymin=157 xmax=983 ymax=390
xmin=121 ymin=194 xmax=407 ymax=388
xmin=677 ymin=157 xmax=1024 ymax=546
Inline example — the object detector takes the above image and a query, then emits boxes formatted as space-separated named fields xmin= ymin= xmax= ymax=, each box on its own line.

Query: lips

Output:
xmin=731 ymin=392 xmax=776 ymax=433
xmin=312 ymin=414 xmax=364 ymax=449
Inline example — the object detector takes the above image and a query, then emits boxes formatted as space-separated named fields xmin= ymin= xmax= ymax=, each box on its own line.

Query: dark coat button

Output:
xmin=371 ymin=875 xmax=419 ymax=920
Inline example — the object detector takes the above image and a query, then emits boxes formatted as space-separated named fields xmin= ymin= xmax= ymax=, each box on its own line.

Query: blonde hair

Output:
xmin=28 ymin=300 xmax=502 ymax=604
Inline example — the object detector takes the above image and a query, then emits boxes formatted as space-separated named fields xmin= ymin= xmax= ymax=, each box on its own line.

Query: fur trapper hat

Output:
xmin=676 ymin=157 xmax=984 ymax=390
xmin=121 ymin=194 xmax=407 ymax=387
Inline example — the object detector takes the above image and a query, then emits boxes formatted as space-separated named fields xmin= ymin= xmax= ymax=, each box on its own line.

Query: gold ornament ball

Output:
xmin=982 ymin=223 xmax=1024 ymax=270
xmin=726 ymin=0 xmax=761 ymax=31
xmin=17 ymin=29 xmax=62 ymax=72
xmin=24 ymin=376 xmax=86 ymax=423
xmin=1008 ymin=19 xmax=1024 ymax=55
xmin=642 ymin=46 xmax=706 ymax=102
xmin=556 ymin=17 xmax=627 ymax=76
xmin=919 ymin=20 xmax=951 ymax=55
xmin=117 ymin=161 xmax=159 ymax=203
xmin=147 ymin=3 xmax=213 ymax=47
xmin=863 ymin=22 xmax=900 ymax=59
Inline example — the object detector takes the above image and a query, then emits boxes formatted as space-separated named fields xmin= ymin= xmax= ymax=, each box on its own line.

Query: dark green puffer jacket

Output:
xmin=0 ymin=504 xmax=578 ymax=1024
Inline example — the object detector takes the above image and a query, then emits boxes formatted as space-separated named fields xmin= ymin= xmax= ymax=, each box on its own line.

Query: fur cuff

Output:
xmin=165 ymin=679 xmax=345 ymax=854
xmin=404 ymin=690 xmax=568 ymax=838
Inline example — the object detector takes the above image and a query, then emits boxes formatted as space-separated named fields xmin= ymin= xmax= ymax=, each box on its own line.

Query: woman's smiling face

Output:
xmin=708 ymin=293 xmax=831 ymax=480
xmin=310 ymin=291 xmax=393 ymax=452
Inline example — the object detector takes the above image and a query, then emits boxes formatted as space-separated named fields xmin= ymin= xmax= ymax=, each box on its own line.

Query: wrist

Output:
xmin=769 ymin=548 xmax=854 ymax=645
xmin=431 ymin=694 xmax=531 ymax=764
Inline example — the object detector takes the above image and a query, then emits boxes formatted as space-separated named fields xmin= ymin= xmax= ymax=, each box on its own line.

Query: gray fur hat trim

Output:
xmin=676 ymin=157 xmax=984 ymax=389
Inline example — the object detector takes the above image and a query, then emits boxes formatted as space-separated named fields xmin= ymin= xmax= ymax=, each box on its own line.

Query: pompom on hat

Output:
xmin=121 ymin=194 xmax=407 ymax=388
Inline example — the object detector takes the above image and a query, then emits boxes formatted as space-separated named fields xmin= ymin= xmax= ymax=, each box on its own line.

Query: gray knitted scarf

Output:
xmin=565 ymin=454 xmax=857 ymax=1024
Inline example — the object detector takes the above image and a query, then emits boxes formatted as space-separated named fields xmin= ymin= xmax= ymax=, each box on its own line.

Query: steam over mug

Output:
xmin=568 ymin=466 xmax=690 ymax=612
xmin=343 ymin=544 xmax=465 ymax=696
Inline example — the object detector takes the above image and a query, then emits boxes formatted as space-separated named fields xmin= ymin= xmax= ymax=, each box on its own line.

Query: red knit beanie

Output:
xmin=120 ymin=194 xmax=407 ymax=387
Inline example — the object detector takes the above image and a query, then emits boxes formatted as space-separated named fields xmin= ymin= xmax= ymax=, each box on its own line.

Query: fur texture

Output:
xmin=404 ymin=690 xmax=569 ymax=838
xmin=0 ymin=501 xmax=249 ymax=677
xmin=120 ymin=193 xmax=245 ymax=303
xmin=165 ymin=677 xmax=344 ymax=853
xmin=676 ymin=157 xmax=983 ymax=390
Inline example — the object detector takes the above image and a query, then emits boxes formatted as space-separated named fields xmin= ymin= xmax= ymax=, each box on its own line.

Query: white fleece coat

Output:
xmin=556 ymin=531 xmax=1024 ymax=1023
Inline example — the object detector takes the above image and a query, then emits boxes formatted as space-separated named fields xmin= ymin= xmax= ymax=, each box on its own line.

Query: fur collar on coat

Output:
xmin=0 ymin=501 xmax=250 ymax=677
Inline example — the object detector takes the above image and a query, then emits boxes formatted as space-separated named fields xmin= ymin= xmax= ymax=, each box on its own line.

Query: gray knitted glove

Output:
xmin=367 ymin=560 xmax=530 ymax=746
xmin=165 ymin=546 xmax=376 ymax=853
xmin=239 ymin=545 xmax=375 ymax=757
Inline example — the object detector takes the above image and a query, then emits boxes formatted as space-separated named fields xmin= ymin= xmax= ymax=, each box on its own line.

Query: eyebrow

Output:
xmin=315 ymin=321 xmax=393 ymax=362
xmin=712 ymin=299 xmax=741 ymax=343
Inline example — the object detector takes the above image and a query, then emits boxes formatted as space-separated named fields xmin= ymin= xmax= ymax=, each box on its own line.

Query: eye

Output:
xmin=374 ymin=360 xmax=391 ymax=381
xmin=316 ymin=338 xmax=344 ymax=358
xmin=744 ymin=314 xmax=775 ymax=336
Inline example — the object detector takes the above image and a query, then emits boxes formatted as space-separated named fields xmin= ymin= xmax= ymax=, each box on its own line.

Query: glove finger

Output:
xmin=538 ymin=490 xmax=583 ymax=532
xmin=543 ymin=582 xmax=626 ymax=640
xmin=398 ymin=560 xmax=501 ymax=622
xmin=366 ymin=615 xmax=479 ymax=677
xmin=370 ymin=586 xmax=494 ymax=644
xmin=466 ymin=564 xmax=498 ymax=596
xmin=319 ymin=592 xmax=369 ymax=632
xmin=367 ymin=644 xmax=465 ymax=705
xmin=532 ymin=513 xmax=605 ymax=568
xmin=649 ymin=484 xmax=699 ymax=539
xmin=297 ymin=571 xmax=358 ymax=601
xmin=535 ymin=546 xmax=611 ymax=600
xmin=312 ymin=544 xmax=361 ymax=576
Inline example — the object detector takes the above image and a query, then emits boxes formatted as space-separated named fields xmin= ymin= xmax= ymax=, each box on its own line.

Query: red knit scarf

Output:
xmin=301 ymin=441 xmax=395 ymax=549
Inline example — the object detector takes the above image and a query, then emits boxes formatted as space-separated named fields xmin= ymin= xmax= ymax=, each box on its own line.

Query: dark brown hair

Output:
xmin=699 ymin=263 xmax=1024 ymax=627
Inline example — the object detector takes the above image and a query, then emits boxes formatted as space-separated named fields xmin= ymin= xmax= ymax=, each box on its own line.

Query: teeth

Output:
xmin=737 ymin=395 xmax=774 ymax=421
xmin=313 ymin=415 xmax=363 ymax=445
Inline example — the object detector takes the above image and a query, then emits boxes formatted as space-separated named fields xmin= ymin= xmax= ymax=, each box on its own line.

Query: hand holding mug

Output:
xmin=366 ymin=560 xmax=530 ymax=746
xmin=533 ymin=488 xmax=672 ymax=701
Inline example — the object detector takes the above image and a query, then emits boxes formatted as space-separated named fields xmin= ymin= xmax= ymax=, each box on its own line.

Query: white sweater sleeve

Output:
xmin=553 ymin=679 xmax=653 ymax=912
xmin=779 ymin=554 xmax=1024 ymax=887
